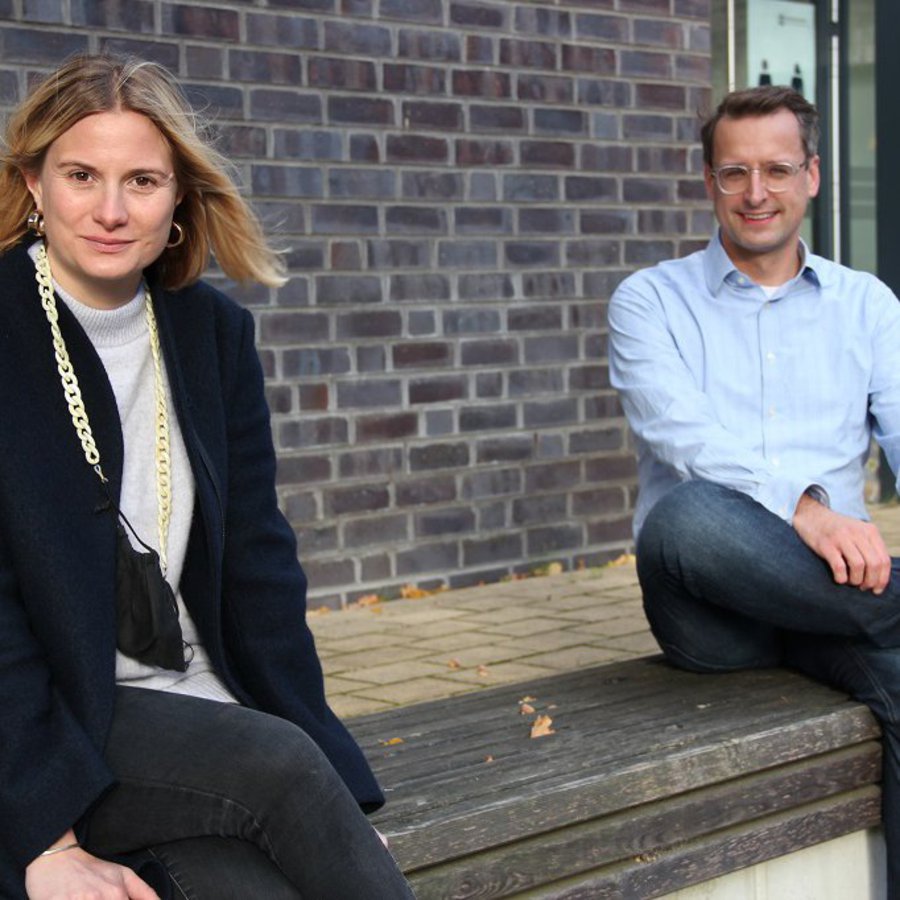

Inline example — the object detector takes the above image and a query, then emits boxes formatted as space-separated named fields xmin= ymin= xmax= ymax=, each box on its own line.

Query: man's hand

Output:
xmin=25 ymin=845 xmax=159 ymax=900
xmin=793 ymin=492 xmax=891 ymax=594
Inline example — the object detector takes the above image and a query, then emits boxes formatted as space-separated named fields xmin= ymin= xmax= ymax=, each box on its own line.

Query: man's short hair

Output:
xmin=700 ymin=86 xmax=820 ymax=167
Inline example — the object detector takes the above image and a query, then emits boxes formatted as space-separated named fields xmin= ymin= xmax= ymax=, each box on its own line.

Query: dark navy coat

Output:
xmin=0 ymin=242 xmax=383 ymax=896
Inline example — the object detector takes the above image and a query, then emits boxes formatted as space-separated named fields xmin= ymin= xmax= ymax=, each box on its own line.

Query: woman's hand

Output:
xmin=25 ymin=845 xmax=159 ymax=900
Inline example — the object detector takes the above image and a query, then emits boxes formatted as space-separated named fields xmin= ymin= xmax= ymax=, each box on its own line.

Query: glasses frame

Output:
xmin=711 ymin=160 xmax=810 ymax=195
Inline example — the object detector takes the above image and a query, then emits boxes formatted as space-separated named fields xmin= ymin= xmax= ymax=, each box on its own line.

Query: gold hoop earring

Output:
xmin=26 ymin=210 xmax=45 ymax=236
xmin=166 ymin=221 xmax=185 ymax=249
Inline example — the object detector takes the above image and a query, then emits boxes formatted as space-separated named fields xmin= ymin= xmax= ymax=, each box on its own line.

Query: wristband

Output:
xmin=39 ymin=841 xmax=79 ymax=858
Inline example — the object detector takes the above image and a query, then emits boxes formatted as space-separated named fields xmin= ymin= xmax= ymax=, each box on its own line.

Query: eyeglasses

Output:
xmin=711 ymin=160 xmax=809 ymax=195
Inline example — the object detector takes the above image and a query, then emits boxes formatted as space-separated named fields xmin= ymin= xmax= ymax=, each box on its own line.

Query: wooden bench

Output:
xmin=352 ymin=657 xmax=883 ymax=899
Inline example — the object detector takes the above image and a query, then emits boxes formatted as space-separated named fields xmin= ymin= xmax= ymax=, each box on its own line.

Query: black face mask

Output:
xmin=114 ymin=513 xmax=187 ymax=672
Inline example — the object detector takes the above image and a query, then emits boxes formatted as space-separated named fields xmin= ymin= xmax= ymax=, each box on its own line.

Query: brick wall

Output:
xmin=0 ymin=0 xmax=713 ymax=607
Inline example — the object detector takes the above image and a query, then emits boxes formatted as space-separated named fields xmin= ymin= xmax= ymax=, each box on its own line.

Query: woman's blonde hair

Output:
xmin=0 ymin=53 xmax=286 ymax=288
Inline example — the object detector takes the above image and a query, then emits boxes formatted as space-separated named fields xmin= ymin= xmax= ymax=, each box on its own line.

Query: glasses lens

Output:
xmin=716 ymin=166 xmax=748 ymax=194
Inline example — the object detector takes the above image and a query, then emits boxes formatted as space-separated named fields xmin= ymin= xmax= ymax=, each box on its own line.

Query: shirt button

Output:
xmin=772 ymin=456 xmax=781 ymax=467
xmin=766 ymin=351 xmax=776 ymax=362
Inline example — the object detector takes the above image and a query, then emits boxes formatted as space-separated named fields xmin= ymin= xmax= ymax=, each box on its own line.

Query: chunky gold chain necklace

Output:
xmin=34 ymin=244 xmax=172 ymax=572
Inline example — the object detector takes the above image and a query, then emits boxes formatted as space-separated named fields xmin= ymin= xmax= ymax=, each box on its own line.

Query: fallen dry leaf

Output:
xmin=605 ymin=552 xmax=636 ymax=568
xmin=477 ymin=664 xmax=490 ymax=677
xmin=484 ymin=755 xmax=494 ymax=764
xmin=308 ymin=605 xmax=331 ymax=616
xmin=379 ymin=737 xmax=404 ymax=746
xmin=545 ymin=561 xmax=563 ymax=575
xmin=530 ymin=714 xmax=555 ymax=738
xmin=352 ymin=593 xmax=382 ymax=608
xmin=400 ymin=583 xmax=431 ymax=600
xmin=519 ymin=702 xmax=535 ymax=715
xmin=448 ymin=658 xmax=462 ymax=669
xmin=520 ymin=695 xmax=536 ymax=703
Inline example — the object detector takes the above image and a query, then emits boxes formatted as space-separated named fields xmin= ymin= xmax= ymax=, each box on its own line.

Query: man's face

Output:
xmin=705 ymin=108 xmax=820 ymax=277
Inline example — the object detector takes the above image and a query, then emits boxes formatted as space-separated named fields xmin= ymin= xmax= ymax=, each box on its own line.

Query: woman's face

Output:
xmin=24 ymin=109 xmax=181 ymax=309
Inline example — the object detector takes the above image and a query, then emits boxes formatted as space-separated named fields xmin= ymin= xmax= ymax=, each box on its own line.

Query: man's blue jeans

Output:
xmin=80 ymin=687 xmax=414 ymax=899
xmin=637 ymin=481 xmax=900 ymax=899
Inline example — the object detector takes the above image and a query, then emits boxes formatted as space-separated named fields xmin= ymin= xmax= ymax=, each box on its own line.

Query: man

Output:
xmin=609 ymin=85 xmax=900 ymax=897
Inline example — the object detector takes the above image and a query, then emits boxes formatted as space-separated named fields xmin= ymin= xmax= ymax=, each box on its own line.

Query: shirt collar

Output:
xmin=703 ymin=229 xmax=824 ymax=296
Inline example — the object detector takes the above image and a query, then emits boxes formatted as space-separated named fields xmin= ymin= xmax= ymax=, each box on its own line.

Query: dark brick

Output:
xmin=269 ymin=0 xmax=333 ymax=10
xmin=582 ymin=145 xmax=632 ymax=172
xmin=409 ymin=375 xmax=468 ymax=405
xmin=164 ymin=5 xmax=239 ymax=38
xmin=477 ymin=501 xmax=507 ymax=531
xmin=570 ymin=428 xmax=623 ymax=454
xmin=676 ymin=54 xmax=711 ymax=83
xmin=499 ymin=38 xmax=557 ymax=70
xmin=396 ymin=475 xmax=457 ymax=506
xmin=517 ymin=74 xmax=574 ymax=104
xmin=508 ymin=307 xmax=563 ymax=331
xmin=575 ymin=12 xmax=628 ymax=41
xmin=460 ymin=467 xmax=522 ymax=499
xmin=3 ymin=28 xmax=87 ymax=63
xmin=402 ymin=101 xmax=463 ymax=131
xmin=638 ymin=147 xmax=688 ymax=173
xmin=522 ymin=272 xmax=576 ymax=299
xmin=72 ymin=0 xmax=153 ymax=30
xmin=689 ymin=23 xmax=711 ymax=53
xmin=246 ymin=13 xmax=318 ymax=48
xmin=569 ymin=302 xmax=605 ymax=330
xmin=534 ymin=109 xmax=586 ymax=135
xmin=524 ymin=398 xmax=579 ymax=427
xmin=402 ymin=171 xmax=465 ymax=200
xmin=571 ymin=486 xmax=626 ymax=517
xmin=301 ymin=557 xmax=352 ymax=589
xmin=251 ymin=89 xmax=321 ymax=123
xmin=279 ymin=416 xmax=348 ymax=448
xmin=527 ymin=525 xmax=582 ymax=555
xmin=356 ymin=412 xmax=418 ymax=442
xmin=329 ymin=96 xmax=394 ymax=125
xmin=515 ymin=6 xmax=571 ymax=37
xmin=426 ymin=410 xmax=455 ymax=436
xmin=566 ymin=239 xmax=620 ymax=267
xmin=350 ymin=133 xmax=380 ymax=162
xmin=624 ymin=113 xmax=674 ymax=142
xmin=386 ymin=135 xmax=449 ymax=163
xmin=470 ymin=104 xmax=527 ymax=133
xmin=503 ymin=174 xmax=559 ymax=202
xmin=587 ymin=517 xmax=633 ymax=546
xmin=252 ymin=165 xmax=323 ymax=198
xmin=621 ymin=50 xmax=672 ymax=79
xmin=228 ymin=49 xmax=301 ymax=84
xmin=217 ymin=125 xmax=267 ymax=158
xmin=380 ymin=0 xmax=442 ymax=23
xmin=298 ymin=383 xmax=329 ymax=411
xmin=409 ymin=442 xmax=470 ymax=471
xmin=312 ymin=205 xmax=379 ymax=234
xmin=330 ymin=241 xmax=362 ymax=270
xmin=384 ymin=64 xmax=446 ymax=94
xmin=24 ymin=0 xmax=62 ymax=21
xmin=456 ymin=207 xmax=513 ymax=234
xmin=282 ymin=490 xmax=317 ymax=524
xmin=509 ymin=369 xmax=564 ymax=396
xmin=581 ymin=209 xmax=634 ymax=234
xmin=525 ymin=461 xmax=580 ymax=492
xmin=456 ymin=139 xmax=514 ymax=167
xmin=562 ymin=45 xmax=616 ymax=75
xmin=367 ymin=239 xmax=430 ymax=268
xmin=639 ymin=210 xmax=689 ymax=233
xmin=275 ymin=454 xmax=331 ymax=485
xmin=323 ymin=20 xmax=391 ymax=54
xmin=459 ymin=274 xmax=515 ymax=300
xmin=337 ymin=379 xmax=402 ymax=409
xmin=521 ymin=141 xmax=576 ymax=168
xmin=676 ymin=0 xmax=711 ymax=16
xmin=476 ymin=435 xmax=532 ymax=463
xmin=565 ymin=176 xmax=617 ymax=202
xmin=450 ymin=1 xmax=507 ymax=29
xmin=463 ymin=533 xmax=522 ymax=566
xmin=580 ymin=370 xmax=613 ymax=398
xmin=512 ymin=492 xmax=567 ymax=526
xmin=328 ymin=168 xmax=396 ymax=199
xmin=466 ymin=35 xmax=495 ymax=64
xmin=260 ymin=311 xmax=329 ymax=344
xmin=316 ymin=274 xmax=382 ymax=304
xmin=390 ymin=274 xmax=451 ymax=302
xmin=578 ymin=79 xmax=632 ymax=108
xmin=461 ymin=339 xmax=518 ymax=367
xmin=452 ymin=69 xmax=511 ymax=98
xmin=506 ymin=242 xmax=560 ymax=268
xmin=267 ymin=384 xmax=294 ymax=414
xmin=385 ymin=205 xmax=448 ymax=234
xmin=443 ymin=308 xmax=502 ymax=334
xmin=409 ymin=311 xmax=436 ymax=335
xmin=634 ymin=83 xmax=686 ymax=112
xmin=438 ymin=241 xmax=497 ymax=268
xmin=624 ymin=178 xmax=674 ymax=203
xmin=460 ymin=404 xmax=516 ymax=431
xmin=476 ymin=372 xmax=503 ymax=398
xmin=414 ymin=507 xmax=476 ymax=537
xmin=338 ymin=447 xmax=403 ymax=478
xmin=398 ymin=29 xmax=462 ymax=61
xmin=585 ymin=455 xmax=637 ymax=483
xmin=570 ymin=364 xmax=612 ymax=391
xmin=678 ymin=179 xmax=709 ymax=202
xmin=524 ymin=335 xmax=578 ymax=365
xmin=336 ymin=311 xmax=401 ymax=339
xmin=99 ymin=38 xmax=179 ymax=68
xmin=282 ymin=347 xmax=351 ymax=377
xmin=255 ymin=201 xmax=307 ymax=233
xmin=396 ymin=541 xmax=459 ymax=575
xmin=360 ymin=554 xmax=391 ymax=583
xmin=625 ymin=240 xmax=675 ymax=266
xmin=634 ymin=19 xmax=684 ymax=49
xmin=325 ymin=484 xmax=390 ymax=516
xmin=309 ymin=56 xmax=376 ymax=90
xmin=344 ymin=514 xmax=408 ymax=548
xmin=393 ymin=342 xmax=452 ymax=369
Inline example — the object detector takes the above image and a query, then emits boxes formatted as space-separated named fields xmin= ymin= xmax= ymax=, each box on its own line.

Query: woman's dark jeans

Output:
xmin=638 ymin=481 xmax=900 ymax=899
xmin=82 ymin=687 xmax=414 ymax=899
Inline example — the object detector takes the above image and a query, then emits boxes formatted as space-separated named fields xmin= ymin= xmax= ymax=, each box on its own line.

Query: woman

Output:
xmin=0 ymin=54 xmax=413 ymax=899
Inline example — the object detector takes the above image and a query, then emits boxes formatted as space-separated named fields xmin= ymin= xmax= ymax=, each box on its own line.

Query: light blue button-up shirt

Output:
xmin=609 ymin=233 xmax=900 ymax=536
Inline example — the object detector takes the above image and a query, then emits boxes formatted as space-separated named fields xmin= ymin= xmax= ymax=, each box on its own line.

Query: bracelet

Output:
xmin=39 ymin=841 xmax=79 ymax=858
